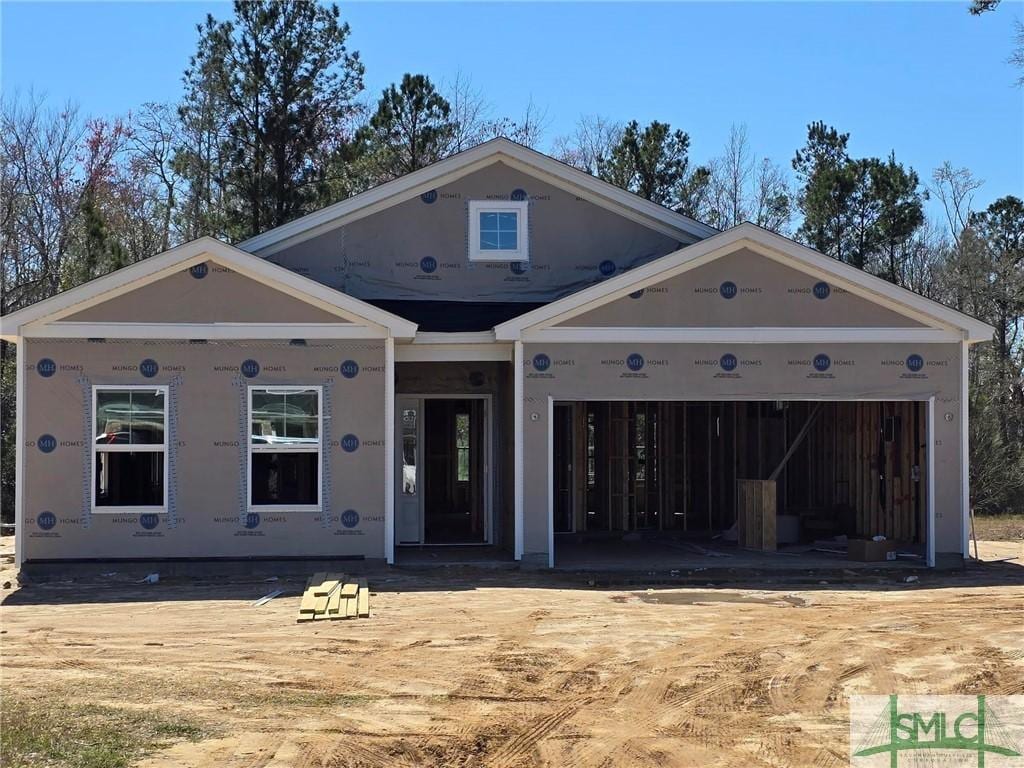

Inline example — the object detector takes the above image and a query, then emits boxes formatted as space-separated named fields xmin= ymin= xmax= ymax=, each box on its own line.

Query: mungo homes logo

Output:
xmin=850 ymin=694 xmax=1023 ymax=767
xmin=36 ymin=358 xmax=57 ymax=377
xmin=694 ymin=353 xmax=763 ymax=379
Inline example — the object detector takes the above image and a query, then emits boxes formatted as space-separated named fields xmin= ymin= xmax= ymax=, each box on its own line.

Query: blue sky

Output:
xmin=2 ymin=1 xmax=1022 ymax=221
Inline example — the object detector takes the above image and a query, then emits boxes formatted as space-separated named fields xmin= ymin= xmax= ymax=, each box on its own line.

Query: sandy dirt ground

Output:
xmin=2 ymin=540 xmax=1022 ymax=767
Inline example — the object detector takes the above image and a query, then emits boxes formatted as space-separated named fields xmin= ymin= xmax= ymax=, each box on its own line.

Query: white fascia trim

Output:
xmin=523 ymin=327 xmax=967 ymax=344
xmin=239 ymin=138 xmax=714 ymax=257
xmin=24 ymin=322 xmax=385 ymax=340
xmin=396 ymin=343 xmax=513 ymax=362
xmin=411 ymin=331 xmax=497 ymax=344
xmin=1 ymin=237 xmax=417 ymax=340
xmin=494 ymin=223 xmax=995 ymax=342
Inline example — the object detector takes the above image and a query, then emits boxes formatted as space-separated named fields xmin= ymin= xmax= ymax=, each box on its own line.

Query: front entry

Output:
xmin=395 ymin=395 xmax=490 ymax=545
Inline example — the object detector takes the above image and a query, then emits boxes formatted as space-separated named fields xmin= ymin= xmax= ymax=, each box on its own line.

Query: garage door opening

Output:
xmin=552 ymin=401 xmax=930 ymax=568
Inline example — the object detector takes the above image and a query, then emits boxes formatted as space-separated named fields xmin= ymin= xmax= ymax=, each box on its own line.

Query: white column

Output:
xmin=961 ymin=338 xmax=971 ymax=559
xmin=927 ymin=396 xmax=936 ymax=568
xmin=14 ymin=338 xmax=25 ymax=569
xmin=384 ymin=336 xmax=395 ymax=565
xmin=514 ymin=340 xmax=524 ymax=560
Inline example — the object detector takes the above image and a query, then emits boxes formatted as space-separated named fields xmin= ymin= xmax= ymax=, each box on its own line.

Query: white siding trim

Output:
xmin=384 ymin=337 xmax=396 ymax=565
xmin=961 ymin=339 xmax=971 ymax=559
xmin=514 ymin=340 xmax=524 ymax=560
xmin=24 ymin=322 xmax=384 ymax=340
xmin=927 ymin=396 xmax=937 ymax=568
xmin=14 ymin=342 xmax=25 ymax=568
xmin=396 ymin=343 xmax=513 ymax=362
xmin=523 ymin=327 xmax=965 ymax=344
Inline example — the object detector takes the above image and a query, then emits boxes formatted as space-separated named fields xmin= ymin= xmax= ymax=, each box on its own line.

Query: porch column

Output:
xmin=14 ymin=337 xmax=25 ymax=569
xmin=514 ymin=340 xmax=524 ymax=560
xmin=384 ymin=335 xmax=395 ymax=565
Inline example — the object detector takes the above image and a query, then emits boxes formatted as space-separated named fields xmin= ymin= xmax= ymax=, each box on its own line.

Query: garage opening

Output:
xmin=553 ymin=401 xmax=929 ymax=567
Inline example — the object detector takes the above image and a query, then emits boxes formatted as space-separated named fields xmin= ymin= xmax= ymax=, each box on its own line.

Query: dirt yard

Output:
xmin=2 ymin=540 xmax=1022 ymax=768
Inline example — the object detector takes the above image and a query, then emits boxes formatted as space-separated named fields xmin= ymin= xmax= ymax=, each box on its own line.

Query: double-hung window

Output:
xmin=93 ymin=386 xmax=168 ymax=511
xmin=248 ymin=386 xmax=322 ymax=511
xmin=468 ymin=199 xmax=528 ymax=261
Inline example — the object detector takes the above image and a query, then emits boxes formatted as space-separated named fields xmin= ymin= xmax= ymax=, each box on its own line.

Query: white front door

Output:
xmin=395 ymin=397 xmax=423 ymax=544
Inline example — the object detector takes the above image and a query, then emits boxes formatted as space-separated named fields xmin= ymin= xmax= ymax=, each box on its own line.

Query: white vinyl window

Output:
xmin=248 ymin=386 xmax=323 ymax=512
xmin=92 ymin=385 xmax=168 ymax=513
xmin=468 ymin=199 xmax=528 ymax=261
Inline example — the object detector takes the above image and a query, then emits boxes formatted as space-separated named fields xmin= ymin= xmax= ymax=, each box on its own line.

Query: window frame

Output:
xmin=91 ymin=384 xmax=169 ymax=514
xmin=468 ymin=199 xmax=529 ymax=262
xmin=247 ymin=385 xmax=323 ymax=513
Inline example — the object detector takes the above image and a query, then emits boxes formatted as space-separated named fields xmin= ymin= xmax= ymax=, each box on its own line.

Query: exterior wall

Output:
xmin=267 ymin=162 xmax=688 ymax=303
xmin=521 ymin=342 xmax=965 ymax=562
xmin=21 ymin=337 xmax=387 ymax=561
xmin=561 ymin=248 xmax=924 ymax=328
xmin=395 ymin=361 xmax=513 ymax=549
xmin=65 ymin=262 xmax=350 ymax=324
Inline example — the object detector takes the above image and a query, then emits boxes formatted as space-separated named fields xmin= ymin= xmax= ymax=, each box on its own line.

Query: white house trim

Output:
xmin=238 ymin=138 xmax=716 ymax=257
xmin=513 ymin=340 xmax=525 ymax=560
xmin=0 ymin=236 xmax=418 ymax=341
xmin=523 ymin=327 xmax=967 ymax=345
xmin=384 ymin=336 xmax=396 ymax=565
xmin=23 ymin=322 xmax=387 ymax=340
xmin=396 ymin=343 xmax=513 ymax=362
xmin=494 ymin=223 xmax=995 ymax=344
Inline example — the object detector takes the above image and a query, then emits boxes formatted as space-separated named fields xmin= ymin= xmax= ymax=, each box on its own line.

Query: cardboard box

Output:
xmin=848 ymin=538 xmax=896 ymax=562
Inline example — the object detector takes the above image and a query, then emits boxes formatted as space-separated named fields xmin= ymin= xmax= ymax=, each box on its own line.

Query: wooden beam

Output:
xmin=767 ymin=403 xmax=822 ymax=482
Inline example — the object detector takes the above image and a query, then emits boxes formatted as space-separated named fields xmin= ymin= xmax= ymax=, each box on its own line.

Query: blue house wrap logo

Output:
xmin=511 ymin=188 xmax=528 ymax=201
xmin=341 ymin=509 xmax=360 ymax=528
xmin=720 ymin=353 xmax=738 ymax=372
xmin=599 ymin=260 xmax=616 ymax=276
xmin=627 ymin=353 xmax=645 ymax=372
xmin=720 ymin=281 xmax=738 ymax=299
xmin=37 ymin=434 xmax=57 ymax=454
xmin=139 ymin=513 xmax=160 ymax=530
xmin=340 ymin=360 xmax=359 ymax=379
xmin=907 ymin=354 xmax=925 ymax=372
xmin=420 ymin=256 xmax=437 ymax=274
xmin=532 ymin=353 xmax=551 ymax=372
xmin=244 ymin=512 xmax=260 ymax=529
xmin=241 ymin=359 xmax=260 ymax=378
xmin=814 ymin=353 xmax=832 ymax=372
xmin=37 ymin=511 xmax=57 ymax=530
xmin=189 ymin=263 xmax=208 ymax=279
xmin=341 ymin=434 xmax=360 ymax=453
xmin=813 ymin=281 xmax=831 ymax=300
xmin=629 ymin=289 xmax=645 ymax=299
xmin=510 ymin=261 xmax=528 ymax=275
xmin=139 ymin=359 xmax=159 ymax=378
xmin=420 ymin=189 xmax=437 ymax=204
xmin=37 ymin=358 xmax=56 ymax=378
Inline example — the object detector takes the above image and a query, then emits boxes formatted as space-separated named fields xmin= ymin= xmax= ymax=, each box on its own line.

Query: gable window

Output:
xmin=93 ymin=386 xmax=168 ymax=511
xmin=468 ymin=199 xmax=528 ymax=261
xmin=248 ymin=386 xmax=322 ymax=510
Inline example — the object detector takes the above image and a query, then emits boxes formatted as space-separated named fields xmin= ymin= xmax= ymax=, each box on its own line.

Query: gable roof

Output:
xmin=0 ymin=236 xmax=418 ymax=341
xmin=494 ymin=222 xmax=995 ymax=343
xmin=238 ymin=137 xmax=718 ymax=257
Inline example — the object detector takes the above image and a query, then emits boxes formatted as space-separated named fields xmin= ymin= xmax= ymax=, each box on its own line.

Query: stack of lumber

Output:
xmin=297 ymin=572 xmax=369 ymax=623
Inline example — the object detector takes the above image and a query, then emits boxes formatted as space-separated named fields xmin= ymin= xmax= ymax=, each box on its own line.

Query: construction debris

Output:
xmin=253 ymin=589 xmax=283 ymax=607
xmin=297 ymin=573 xmax=370 ymax=622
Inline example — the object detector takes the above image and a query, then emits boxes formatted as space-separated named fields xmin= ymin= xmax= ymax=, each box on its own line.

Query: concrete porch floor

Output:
xmin=552 ymin=537 xmax=926 ymax=572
